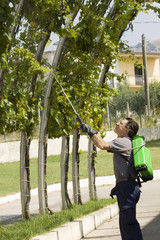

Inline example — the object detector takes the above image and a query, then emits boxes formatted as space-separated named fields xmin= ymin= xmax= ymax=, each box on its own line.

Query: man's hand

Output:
xmin=80 ymin=122 xmax=97 ymax=138
xmin=79 ymin=120 xmax=110 ymax=150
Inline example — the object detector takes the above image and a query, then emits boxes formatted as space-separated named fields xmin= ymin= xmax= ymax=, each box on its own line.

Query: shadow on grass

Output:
xmin=0 ymin=213 xmax=38 ymax=226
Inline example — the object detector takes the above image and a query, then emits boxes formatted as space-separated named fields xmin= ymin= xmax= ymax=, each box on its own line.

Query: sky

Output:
xmin=122 ymin=9 xmax=160 ymax=46
xmin=46 ymin=7 xmax=160 ymax=51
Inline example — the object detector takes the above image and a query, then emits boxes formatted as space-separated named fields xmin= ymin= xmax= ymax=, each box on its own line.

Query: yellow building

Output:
xmin=118 ymin=52 xmax=160 ymax=91
xmin=43 ymin=50 xmax=160 ymax=92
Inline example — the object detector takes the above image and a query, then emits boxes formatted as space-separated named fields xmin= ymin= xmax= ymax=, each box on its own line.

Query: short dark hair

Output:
xmin=125 ymin=117 xmax=139 ymax=138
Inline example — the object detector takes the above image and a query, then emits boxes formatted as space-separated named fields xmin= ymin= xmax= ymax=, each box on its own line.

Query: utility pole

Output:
xmin=142 ymin=34 xmax=150 ymax=116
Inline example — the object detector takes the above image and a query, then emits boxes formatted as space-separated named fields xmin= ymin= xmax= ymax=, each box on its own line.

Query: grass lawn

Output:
xmin=0 ymin=198 xmax=116 ymax=240
xmin=145 ymin=140 xmax=160 ymax=169
xmin=0 ymin=139 xmax=160 ymax=197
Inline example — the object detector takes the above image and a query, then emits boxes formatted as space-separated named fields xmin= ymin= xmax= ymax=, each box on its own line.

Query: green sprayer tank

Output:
xmin=132 ymin=136 xmax=153 ymax=181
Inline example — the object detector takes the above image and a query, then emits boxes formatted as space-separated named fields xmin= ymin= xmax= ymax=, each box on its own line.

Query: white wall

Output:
xmin=0 ymin=127 xmax=159 ymax=163
xmin=138 ymin=126 xmax=160 ymax=141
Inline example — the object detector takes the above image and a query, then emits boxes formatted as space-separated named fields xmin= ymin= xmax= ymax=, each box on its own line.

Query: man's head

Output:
xmin=114 ymin=117 xmax=139 ymax=138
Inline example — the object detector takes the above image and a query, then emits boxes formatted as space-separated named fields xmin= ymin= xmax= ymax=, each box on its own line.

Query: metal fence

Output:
xmin=104 ymin=102 xmax=160 ymax=131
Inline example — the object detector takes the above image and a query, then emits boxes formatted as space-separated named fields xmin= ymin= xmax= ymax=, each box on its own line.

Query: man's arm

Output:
xmin=91 ymin=134 xmax=110 ymax=151
xmin=80 ymin=121 xmax=110 ymax=150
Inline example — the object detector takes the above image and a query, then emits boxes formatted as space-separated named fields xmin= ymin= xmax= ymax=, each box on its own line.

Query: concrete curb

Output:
xmin=30 ymin=203 xmax=119 ymax=240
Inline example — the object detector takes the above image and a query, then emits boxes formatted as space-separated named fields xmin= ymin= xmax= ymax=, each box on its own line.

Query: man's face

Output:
xmin=114 ymin=119 xmax=130 ymax=137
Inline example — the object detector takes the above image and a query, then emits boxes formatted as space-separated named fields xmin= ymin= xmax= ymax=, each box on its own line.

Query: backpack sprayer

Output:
xmin=114 ymin=136 xmax=153 ymax=185
xmin=132 ymin=136 xmax=153 ymax=182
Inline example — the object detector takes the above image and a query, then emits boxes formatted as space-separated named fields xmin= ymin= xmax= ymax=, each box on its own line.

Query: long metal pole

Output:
xmin=53 ymin=73 xmax=82 ymax=123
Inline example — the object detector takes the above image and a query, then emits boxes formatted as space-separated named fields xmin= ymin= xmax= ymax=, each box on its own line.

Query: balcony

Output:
xmin=135 ymin=76 xmax=143 ymax=85
xmin=126 ymin=75 xmax=160 ymax=88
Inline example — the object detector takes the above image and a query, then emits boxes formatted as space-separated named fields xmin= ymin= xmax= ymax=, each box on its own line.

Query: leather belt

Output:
xmin=116 ymin=178 xmax=136 ymax=184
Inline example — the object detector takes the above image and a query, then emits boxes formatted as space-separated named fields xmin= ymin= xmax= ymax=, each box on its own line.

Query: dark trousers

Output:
xmin=116 ymin=181 xmax=143 ymax=240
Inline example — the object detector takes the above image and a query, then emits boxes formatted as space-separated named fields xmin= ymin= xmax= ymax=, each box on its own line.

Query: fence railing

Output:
xmin=126 ymin=75 xmax=160 ymax=86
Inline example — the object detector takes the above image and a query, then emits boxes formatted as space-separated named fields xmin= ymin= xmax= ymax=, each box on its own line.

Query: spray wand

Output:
xmin=53 ymin=74 xmax=98 ymax=154
xmin=53 ymin=73 xmax=83 ymax=124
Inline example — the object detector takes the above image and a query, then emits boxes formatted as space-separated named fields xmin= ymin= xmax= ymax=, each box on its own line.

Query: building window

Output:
xmin=134 ymin=64 xmax=143 ymax=85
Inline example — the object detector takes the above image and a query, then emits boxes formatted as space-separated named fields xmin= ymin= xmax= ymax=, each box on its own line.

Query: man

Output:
xmin=80 ymin=117 xmax=143 ymax=240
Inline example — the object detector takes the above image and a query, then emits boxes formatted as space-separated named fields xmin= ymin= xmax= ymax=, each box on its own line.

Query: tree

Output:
xmin=109 ymin=82 xmax=145 ymax=125
xmin=149 ymin=81 xmax=160 ymax=112
xmin=0 ymin=1 xmax=44 ymax=218
xmin=20 ymin=31 xmax=51 ymax=219
xmin=0 ymin=0 xmax=18 ymax=59
xmin=0 ymin=0 xmax=67 ymax=218
xmin=109 ymin=81 xmax=160 ymax=127
xmin=18 ymin=0 xmax=73 ymax=217
xmin=0 ymin=47 xmax=47 ymax=219
xmin=38 ymin=6 xmax=81 ymax=213
xmin=0 ymin=0 xmax=25 ymax=98
xmin=110 ymin=82 xmax=136 ymax=114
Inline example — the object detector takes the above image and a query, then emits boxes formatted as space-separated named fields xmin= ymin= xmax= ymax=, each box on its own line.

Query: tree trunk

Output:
xmin=38 ymin=10 xmax=80 ymax=214
xmin=20 ymin=132 xmax=31 ymax=219
xmin=99 ymin=65 xmax=110 ymax=85
xmin=72 ymin=126 xmax=82 ymax=204
xmin=38 ymin=38 xmax=68 ymax=214
xmin=88 ymin=139 xmax=97 ymax=200
xmin=38 ymin=128 xmax=49 ymax=214
xmin=61 ymin=136 xmax=72 ymax=209
xmin=19 ymin=30 xmax=51 ymax=218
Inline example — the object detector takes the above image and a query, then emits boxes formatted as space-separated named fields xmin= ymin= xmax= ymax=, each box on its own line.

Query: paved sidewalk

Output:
xmin=0 ymin=176 xmax=116 ymax=225
xmin=81 ymin=179 xmax=160 ymax=240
